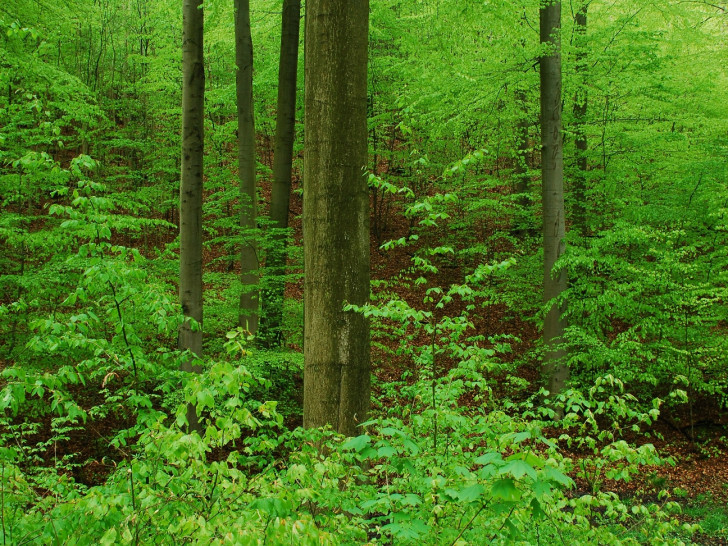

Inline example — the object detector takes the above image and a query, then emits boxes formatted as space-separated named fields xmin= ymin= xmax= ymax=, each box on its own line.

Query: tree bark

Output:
xmin=303 ymin=0 xmax=371 ymax=437
xmin=235 ymin=0 xmax=259 ymax=334
xmin=572 ymin=3 xmax=588 ymax=235
xmin=260 ymin=0 xmax=301 ymax=347
xmin=540 ymin=0 xmax=569 ymax=397
xmin=179 ymin=0 xmax=204 ymax=433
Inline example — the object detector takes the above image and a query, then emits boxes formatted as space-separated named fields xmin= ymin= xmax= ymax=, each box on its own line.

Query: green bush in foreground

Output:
xmin=1 ymin=357 xmax=699 ymax=544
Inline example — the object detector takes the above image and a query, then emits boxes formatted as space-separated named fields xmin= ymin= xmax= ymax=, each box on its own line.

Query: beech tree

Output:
xmin=540 ymin=0 xmax=568 ymax=397
xmin=234 ymin=0 xmax=258 ymax=333
xmin=260 ymin=0 xmax=301 ymax=347
xmin=512 ymin=85 xmax=532 ymax=238
xmin=179 ymin=0 xmax=204 ymax=431
xmin=303 ymin=0 xmax=371 ymax=436
xmin=572 ymin=2 xmax=588 ymax=235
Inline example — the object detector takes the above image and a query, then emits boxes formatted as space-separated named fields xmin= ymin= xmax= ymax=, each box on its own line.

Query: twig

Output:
xmin=108 ymin=281 xmax=138 ymax=378
xmin=449 ymin=501 xmax=489 ymax=546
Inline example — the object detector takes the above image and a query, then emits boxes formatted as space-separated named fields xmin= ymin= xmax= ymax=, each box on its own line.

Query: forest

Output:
xmin=1 ymin=0 xmax=727 ymax=543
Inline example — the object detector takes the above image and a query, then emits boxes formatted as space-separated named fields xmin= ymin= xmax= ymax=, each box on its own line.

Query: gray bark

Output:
xmin=260 ymin=0 xmax=301 ymax=347
xmin=235 ymin=0 xmax=259 ymax=333
xmin=540 ymin=0 xmax=569 ymax=396
xmin=179 ymin=0 xmax=204 ymax=432
xmin=303 ymin=0 xmax=371 ymax=437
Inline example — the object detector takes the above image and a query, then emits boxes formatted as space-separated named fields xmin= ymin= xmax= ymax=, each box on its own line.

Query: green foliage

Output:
xmin=562 ymin=207 xmax=728 ymax=406
xmin=1 ymin=359 xmax=695 ymax=545
xmin=534 ymin=375 xmax=670 ymax=494
xmin=1 ymin=0 xmax=727 ymax=543
xmin=681 ymin=497 xmax=728 ymax=542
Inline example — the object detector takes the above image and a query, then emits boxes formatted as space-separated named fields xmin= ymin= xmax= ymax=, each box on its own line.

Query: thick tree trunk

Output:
xmin=540 ymin=0 xmax=569 ymax=397
xmin=235 ymin=0 xmax=259 ymax=334
xmin=572 ymin=4 xmax=588 ymax=235
xmin=303 ymin=0 xmax=371 ymax=437
xmin=260 ymin=0 xmax=301 ymax=347
xmin=179 ymin=0 xmax=204 ymax=432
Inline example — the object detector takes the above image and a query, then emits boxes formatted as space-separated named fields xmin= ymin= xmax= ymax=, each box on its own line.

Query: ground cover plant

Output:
xmin=1 ymin=0 xmax=728 ymax=544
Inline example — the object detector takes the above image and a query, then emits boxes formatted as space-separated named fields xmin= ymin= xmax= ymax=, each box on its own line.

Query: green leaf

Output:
xmin=530 ymin=498 xmax=545 ymax=519
xmin=531 ymin=480 xmax=553 ymax=498
xmin=474 ymin=452 xmax=503 ymax=465
xmin=457 ymin=483 xmax=485 ymax=503
xmin=491 ymin=478 xmax=521 ymax=501
xmin=251 ymin=497 xmax=292 ymax=518
xmin=378 ymin=445 xmax=398 ymax=458
xmin=505 ymin=518 xmax=520 ymax=539
xmin=541 ymin=467 xmax=573 ymax=488
xmin=380 ymin=426 xmax=401 ymax=436
xmin=343 ymin=434 xmax=371 ymax=453
xmin=99 ymin=528 xmax=118 ymax=545
xmin=402 ymin=438 xmax=420 ymax=455
xmin=500 ymin=459 xmax=537 ymax=481
xmin=196 ymin=389 xmax=215 ymax=409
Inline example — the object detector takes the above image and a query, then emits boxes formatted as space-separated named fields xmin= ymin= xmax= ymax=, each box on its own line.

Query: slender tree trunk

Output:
xmin=540 ymin=0 xmax=569 ymax=397
xmin=572 ymin=4 xmax=588 ymax=235
xmin=235 ymin=0 xmax=259 ymax=334
xmin=260 ymin=0 xmax=301 ymax=347
xmin=179 ymin=0 xmax=204 ymax=432
xmin=513 ymin=86 xmax=532 ymax=237
xmin=303 ymin=0 xmax=371 ymax=437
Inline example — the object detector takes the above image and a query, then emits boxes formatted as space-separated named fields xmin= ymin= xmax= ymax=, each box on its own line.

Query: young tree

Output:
xmin=179 ymin=0 xmax=204 ymax=432
xmin=511 ymin=12 xmax=536 ymax=238
xmin=260 ymin=0 xmax=301 ymax=347
xmin=540 ymin=0 xmax=569 ymax=397
xmin=303 ymin=0 xmax=371 ymax=436
xmin=512 ymin=85 xmax=533 ymax=237
xmin=572 ymin=2 xmax=588 ymax=235
xmin=234 ymin=0 xmax=259 ymax=334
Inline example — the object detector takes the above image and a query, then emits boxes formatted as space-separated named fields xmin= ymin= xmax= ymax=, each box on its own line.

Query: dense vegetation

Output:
xmin=1 ymin=0 xmax=727 ymax=543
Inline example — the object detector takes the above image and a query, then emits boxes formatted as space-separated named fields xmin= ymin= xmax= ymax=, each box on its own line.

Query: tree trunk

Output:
xmin=235 ymin=0 xmax=259 ymax=334
xmin=179 ymin=0 xmax=204 ymax=433
xmin=572 ymin=4 xmax=588 ymax=236
xmin=303 ymin=0 xmax=371 ymax=437
xmin=540 ymin=0 xmax=569 ymax=397
xmin=260 ymin=0 xmax=301 ymax=347
xmin=512 ymin=86 xmax=532 ymax=237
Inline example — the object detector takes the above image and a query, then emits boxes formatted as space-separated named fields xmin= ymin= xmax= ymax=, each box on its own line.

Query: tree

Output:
xmin=179 ymin=0 xmax=204 ymax=432
xmin=512 ymin=85 xmax=533 ymax=237
xmin=540 ymin=0 xmax=568 ymax=397
xmin=259 ymin=0 xmax=301 ymax=347
xmin=234 ymin=0 xmax=258 ymax=334
xmin=303 ymin=0 xmax=371 ymax=436
xmin=571 ymin=2 xmax=588 ymax=235
xmin=511 ymin=10 xmax=536 ymax=239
